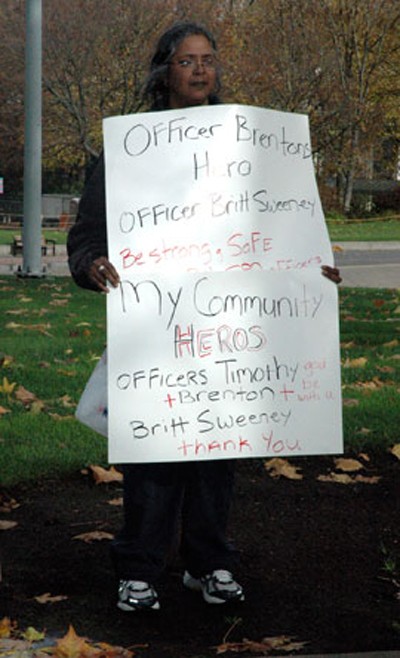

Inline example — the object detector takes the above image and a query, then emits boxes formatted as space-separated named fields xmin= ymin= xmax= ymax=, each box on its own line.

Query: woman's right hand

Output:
xmin=89 ymin=257 xmax=120 ymax=293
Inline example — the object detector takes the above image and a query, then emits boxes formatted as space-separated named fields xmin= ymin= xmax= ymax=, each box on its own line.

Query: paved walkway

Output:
xmin=0 ymin=242 xmax=399 ymax=288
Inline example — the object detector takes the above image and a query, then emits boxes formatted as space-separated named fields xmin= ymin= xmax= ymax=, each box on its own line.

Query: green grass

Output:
xmin=0 ymin=229 xmax=68 ymax=246
xmin=326 ymin=216 xmax=400 ymax=242
xmin=0 ymin=215 xmax=400 ymax=247
xmin=0 ymin=278 xmax=399 ymax=486
xmin=0 ymin=277 xmax=107 ymax=484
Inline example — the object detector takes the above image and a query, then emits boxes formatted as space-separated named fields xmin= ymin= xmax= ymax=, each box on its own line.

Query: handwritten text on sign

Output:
xmin=103 ymin=105 xmax=342 ymax=462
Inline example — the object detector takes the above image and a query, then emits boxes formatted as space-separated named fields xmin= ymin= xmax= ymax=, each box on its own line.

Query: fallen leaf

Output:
xmin=0 ymin=638 xmax=31 ymax=652
xmin=357 ymin=428 xmax=372 ymax=436
xmin=383 ymin=339 xmax=399 ymax=348
xmin=390 ymin=444 xmax=400 ymax=460
xmin=318 ymin=473 xmax=380 ymax=485
xmin=340 ymin=341 xmax=355 ymax=348
xmin=49 ymin=298 xmax=69 ymax=306
xmin=29 ymin=399 xmax=46 ymax=414
xmin=15 ymin=385 xmax=38 ymax=405
xmin=52 ymin=624 xmax=93 ymax=658
xmin=22 ymin=626 xmax=46 ymax=642
xmin=95 ymin=642 xmax=136 ymax=658
xmin=334 ymin=457 xmax=364 ymax=472
xmin=372 ymin=299 xmax=385 ymax=308
xmin=0 ymin=495 xmax=20 ymax=513
xmin=89 ymin=465 xmax=123 ymax=484
xmin=342 ymin=356 xmax=368 ymax=368
xmin=376 ymin=365 xmax=395 ymax=373
xmin=355 ymin=378 xmax=385 ymax=391
xmin=215 ymin=635 xmax=307 ymax=655
xmin=34 ymin=592 xmax=69 ymax=604
xmin=5 ymin=322 xmax=52 ymax=336
xmin=5 ymin=309 xmax=28 ymax=316
xmin=0 ymin=377 xmax=16 ymax=397
xmin=317 ymin=472 xmax=354 ymax=484
xmin=0 ymin=354 xmax=14 ymax=367
xmin=0 ymin=520 xmax=18 ymax=530
xmin=107 ymin=497 xmax=123 ymax=507
xmin=0 ymin=617 xmax=16 ymax=638
xmin=58 ymin=395 xmax=76 ymax=408
xmin=354 ymin=475 xmax=381 ymax=484
xmin=264 ymin=458 xmax=303 ymax=480
xmin=48 ymin=413 xmax=75 ymax=421
xmin=342 ymin=398 xmax=359 ymax=407
xmin=57 ymin=369 xmax=77 ymax=377
xmin=0 ymin=405 xmax=11 ymax=415
xmin=332 ymin=244 xmax=343 ymax=252
xmin=73 ymin=531 xmax=114 ymax=543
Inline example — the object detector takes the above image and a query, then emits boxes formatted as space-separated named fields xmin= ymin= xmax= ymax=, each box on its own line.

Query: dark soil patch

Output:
xmin=1 ymin=454 xmax=400 ymax=657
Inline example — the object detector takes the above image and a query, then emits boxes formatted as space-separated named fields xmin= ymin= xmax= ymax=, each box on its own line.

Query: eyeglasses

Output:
xmin=170 ymin=55 xmax=217 ymax=70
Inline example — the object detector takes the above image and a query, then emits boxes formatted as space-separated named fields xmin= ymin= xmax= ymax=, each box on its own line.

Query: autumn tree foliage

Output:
xmin=0 ymin=1 xmax=25 ymax=192
xmin=0 ymin=0 xmax=399 ymax=209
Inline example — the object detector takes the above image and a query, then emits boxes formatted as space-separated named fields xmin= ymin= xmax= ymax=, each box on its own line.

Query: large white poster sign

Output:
xmin=103 ymin=104 xmax=342 ymax=463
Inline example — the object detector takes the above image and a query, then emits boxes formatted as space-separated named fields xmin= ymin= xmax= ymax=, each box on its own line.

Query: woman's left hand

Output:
xmin=321 ymin=265 xmax=342 ymax=284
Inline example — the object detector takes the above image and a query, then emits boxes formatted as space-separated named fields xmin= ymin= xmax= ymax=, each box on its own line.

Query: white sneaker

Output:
xmin=117 ymin=580 xmax=160 ymax=611
xmin=183 ymin=569 xmax=244 ymax=604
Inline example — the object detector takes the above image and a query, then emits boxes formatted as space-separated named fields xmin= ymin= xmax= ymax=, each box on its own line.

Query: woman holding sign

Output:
xmin=68 ymin=21 xmax=341 ymax=613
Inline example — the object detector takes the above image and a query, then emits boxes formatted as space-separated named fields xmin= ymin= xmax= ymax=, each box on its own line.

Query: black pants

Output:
xmin=110 ymin=460 xmax=238 ymax=582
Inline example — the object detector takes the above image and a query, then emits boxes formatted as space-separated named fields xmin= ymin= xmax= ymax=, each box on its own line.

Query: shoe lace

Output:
xmin=212 ymin=570 xmax=234 ymax=583
xmin=124 ymin=580 xmax=150 ymax=592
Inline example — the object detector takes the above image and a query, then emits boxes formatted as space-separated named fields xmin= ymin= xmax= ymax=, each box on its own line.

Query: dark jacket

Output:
xmin=67 ymin=154 xmax=107 ymax=291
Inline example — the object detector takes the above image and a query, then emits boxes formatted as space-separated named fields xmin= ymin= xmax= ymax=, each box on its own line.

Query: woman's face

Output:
xmin=167 ymin=34 xmax=217 ymax=109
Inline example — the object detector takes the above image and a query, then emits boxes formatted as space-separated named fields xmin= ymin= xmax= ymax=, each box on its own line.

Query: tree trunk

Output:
xmin=343 ymin=124 xmax=360 ymax=215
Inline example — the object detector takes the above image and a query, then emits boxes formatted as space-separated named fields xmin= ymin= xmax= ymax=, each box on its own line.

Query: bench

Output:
xmin=10 ymin=235 xmax=56 ymax=257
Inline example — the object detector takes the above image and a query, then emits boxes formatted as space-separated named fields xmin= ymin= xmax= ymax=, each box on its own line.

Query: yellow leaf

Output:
xmin=383 ymin=339 xmax=398 ymax=348
xmin=342 ymin=356 xmax=368 ymax=368
xmin=318 ymin=473 xmax=380 ymax=485
xmin=318 ymin=472 xmax=354 ymax=484
xmin=0 ymin=354 xmax=14 ymax=367
xmin=0 ymin=520 xmax=18 ymax=530
xmin=356 ymin=379 xmax=385 ymax=391
xmin=52 ymin=625 xmax=93 ymax=658
xmin=29 ymin=400 xmax=46 ymax=414
xmin=390 ymin=444 xmax=400 ymax=460
xmin=22 ymin=626 xmax=45 ymax=642
xmin=58 ymin=395 xmax=75 ymax=408
xmin=0 ymin=495 xmax=20 ymax=513
xmin=107 ymin=497 xmax=123 ymax=506
xmin=89 ymin=465 xmax=123 ymax=484
xmin=334 ymin=457 xmax=364 ymax=472
xmin=34 ymin=592 xmax=68 ymax=604
xmin=264 ymin=458 xmax=303 ymax=480
xmin=49 ymin=298 xmax=69 ymax=306
xmin=0 ymin=377 xmax=16 ymax=396
xmin=0 ymin=618 xmax=16 ymax=639
xmin=73 ymin=531 xmax=114 ymax=543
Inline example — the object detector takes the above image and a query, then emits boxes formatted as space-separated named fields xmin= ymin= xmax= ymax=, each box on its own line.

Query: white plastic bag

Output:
xmin=75 ymin=350 xmax=108 ymax=437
